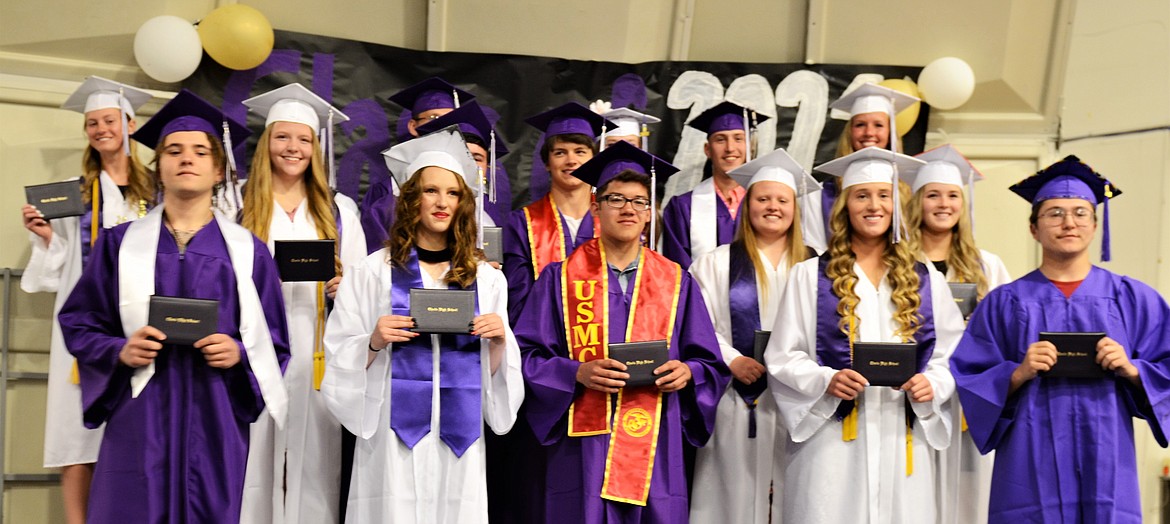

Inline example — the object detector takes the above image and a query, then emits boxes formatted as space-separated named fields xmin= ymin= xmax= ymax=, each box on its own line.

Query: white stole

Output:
xmin=119 ymin=205 xmax=289 ymax=428
xmin=689 ymin=177 xmax=718 ymax=259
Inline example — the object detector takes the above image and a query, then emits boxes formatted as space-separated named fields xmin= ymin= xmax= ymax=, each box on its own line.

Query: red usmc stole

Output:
xmin=523 ymin=194 xmax=599 ymax=279
xmin=562 ymin=239 xmax=682 ymax=505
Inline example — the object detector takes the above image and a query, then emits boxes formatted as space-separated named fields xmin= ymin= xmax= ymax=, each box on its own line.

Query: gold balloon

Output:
xmin=878 ymin=78 xmax=921 ymax=136
xmin=198 ymin=4 xmax=274 ymax=71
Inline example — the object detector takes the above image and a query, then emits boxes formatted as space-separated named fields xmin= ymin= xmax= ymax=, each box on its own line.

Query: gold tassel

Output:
xmin=961 ymin=412 xmax=969 ymax=433
xmin=842 ymin=403 xmax=859 ymax=441
xmin=90 ymin=179 xmax=100 ymax=247
xmin=70 ymin=360 xmax=80 ymax=385
xmin=906 ymin=422 xmax=914 ymax=476
xmin=313 ymin=281 xmax=326 ymax=391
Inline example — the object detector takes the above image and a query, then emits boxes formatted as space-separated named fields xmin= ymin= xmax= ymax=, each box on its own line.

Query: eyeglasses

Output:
xmin=1038 ymin=206 xmax=1094 ymax=225
xmin=412 ymin=114 xmax=441 ymax=123
xmin=598 ymin=194 xmax=652 ymax=211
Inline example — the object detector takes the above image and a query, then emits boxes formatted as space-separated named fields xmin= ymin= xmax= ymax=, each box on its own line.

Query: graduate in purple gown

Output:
xmin=514 ymin=148 xmax=729 ymax=524
xmin=951 ymin=156 xmax=1170 ymax=523
xmin=659 ymin=101 xmax=767 ymax=269
xmin=359 ymin=78 xmax=475 ymax=253
xmin=502 ymin=102 xmax=611 ymax=323
xmin=58 ymin=90 xmax=291 ymax=524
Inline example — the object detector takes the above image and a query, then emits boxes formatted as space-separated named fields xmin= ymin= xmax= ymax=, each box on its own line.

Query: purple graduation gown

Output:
xmin=659 ymin=190 xmax=738 ymax=270
xmin=59 ymin=220 xmax=291 ymax=524
xmin=951 ymin=267 xmax=1170 ymax=523
xmin=501 ymin=205 xmax=596 ymax=324
xmin=513 ymin=260 xmax=729 ymax=524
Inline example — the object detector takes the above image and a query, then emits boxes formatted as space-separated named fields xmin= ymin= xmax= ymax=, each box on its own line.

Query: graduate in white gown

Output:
xmin=19 ymin=76 xmax=154 ymax=524
xmin=688 ymin=148 xmax=820 ymax=524
xmin=905 ymin=145 xmax=1011 ymax=524
xmin=765 ymin=147 xmax=966 ymax=524
xmin=321 ymin=127 xmax=523 ymax=524
xmin=237 ymin=84 xmax=367 ymax=524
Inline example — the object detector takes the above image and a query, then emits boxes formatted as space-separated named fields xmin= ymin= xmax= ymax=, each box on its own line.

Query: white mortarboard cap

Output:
xmin=830 ymin=82 xmax=920 ymax=118
xmin=600 ymin=107 xmax=661 ymax=141
xmin=728 ymin=148 xmax=821 ymax=197
xmin=62 ymin=76 xmax=152 ymax=118
xmin=382 ymin=125 xmax=480 ymax=194
xmin=242 ymin=83 xmax=350 ymax=133
xmin=815 ymin=146 xmax=925 ymax=189
xmin=911 ymin=144 xmax=983 ymax=193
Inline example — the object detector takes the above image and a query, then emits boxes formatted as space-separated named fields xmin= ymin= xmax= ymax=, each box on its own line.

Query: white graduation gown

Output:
xmin=689 ymin=245 xmax=789 ymax=524
xmin=240 ymin=194 xmax=367 ymax=524
xmin=765 ymin=257 xmax=966 ymax=524
xmin=22 ymin=172 xmax=141 ymax=467
xmin=931 ymin=249 xmax=1011 ymax=524
xmin=321 ymin=251 xmax=523 ymax=524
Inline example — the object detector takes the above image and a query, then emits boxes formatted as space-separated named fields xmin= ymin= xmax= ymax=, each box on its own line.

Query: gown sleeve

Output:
xmin=672 ymin=272 xmax=732 ymax=447
xmin=478 ymin=266 xmax=525 ymax=435
xmin=322 ymin=253 xmax=391 ymax=439
xmin=513 ymin=265 xmax=581 ymax=446
xmin=659 ymin=195 xmax=693 ymax=269
xmin=913 ymin=270 xmax=964 ymax=450
xmin=502 ymin=209 xmax=535 ymax=325
xmin=1116 ymin=277 xmax=1170 ymax=445
xmin=765 ymin=260 xmax=842 ymax=442
xmin=58 ymin=226 xmax=131 ymax=428
xmin=21 ymin=216 xmax=77 ymax=293
xmin=688 ymin=249 xmax=744 ymax=368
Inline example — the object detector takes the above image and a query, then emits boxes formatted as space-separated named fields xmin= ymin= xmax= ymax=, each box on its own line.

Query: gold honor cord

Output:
xmin=842 ymin=313 xmax=914 ymax=475
xmin=313 ymin=281 xmax=326 ymax=390
xmin=71 ymin=179 xmax=105 ymax=385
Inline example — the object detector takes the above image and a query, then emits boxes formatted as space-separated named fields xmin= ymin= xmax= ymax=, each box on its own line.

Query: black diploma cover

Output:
xmin=482 ymin=227 xmax=503 ymax=264
xmin=948 ymin=283 xmax=978 ymax=320
xmin=608 ymin=340 xmax=668 ymax=388
xmin=274 ymin=240 xmax=336 ymax=282
xmin=25 ymin=181 xmax=85 ymax=219
xmin=410 ymin=288 xmax=475 ymax=334
xmin=1040 ymin=332 xmax=1107 ymax=379
xmin=148 ymin=295 xmax=219 ymax=346
xmin=852 ymin=342 xmax=917 ymax=387
xmin=753 ymin=330 xmax=771 ymax=364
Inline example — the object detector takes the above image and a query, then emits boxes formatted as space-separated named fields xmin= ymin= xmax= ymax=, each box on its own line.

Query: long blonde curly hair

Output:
xmin=388 ymin=167 xmax=482 ymax=289
xmin=904 ymin=186 xmax=989 ymax=299
xmin=240 ymin=124 xmax=342 ymax=275
xmin=825 ymin=184 xmax=923 ymax=340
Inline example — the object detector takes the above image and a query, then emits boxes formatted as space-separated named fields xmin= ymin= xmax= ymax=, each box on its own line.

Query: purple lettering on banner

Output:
xmin=221 ymin=49 xmax=303 ymax=178
xmin=312 ymin=53 xmax=335 ymax=104
xmin=611 ymin=73 xmax=647 ymax=110
xmin=338 ymin=98 xmax=392 ymax=202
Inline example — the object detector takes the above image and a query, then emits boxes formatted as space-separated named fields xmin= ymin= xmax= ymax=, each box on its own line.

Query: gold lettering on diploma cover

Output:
xmin=1058 ymin=351 xmax=1089 ymax=358
xmin=622 ymin=408 xmax=653 ymax=438
xmin=626 ymin=359 xmax=654 ymax=366
xmin=165 ymin=316 xmax=201 ymax=324
xmin=425 ymin=307 xmax=459 ymax=313
xmin=289 ymin=258 xmax=321 ymax=264
xmin=868 ymin=360 xmax=899 ymax=367
xmin=40 ymin=196 xmax=69 ymax=204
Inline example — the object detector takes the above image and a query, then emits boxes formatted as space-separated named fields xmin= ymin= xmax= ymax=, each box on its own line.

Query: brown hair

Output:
xmin=540 ymin=133 xmax=596 ymax=165
xmin=387 ymin=167 xmax=481 ymax=288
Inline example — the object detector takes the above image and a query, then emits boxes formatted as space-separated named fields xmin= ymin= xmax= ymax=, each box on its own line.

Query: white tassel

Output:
xmin=489 ymin=130 xmax=498 ymax=204
xmin=650 ymin=163 xmax=658 ymax=251
xmin=743 ymin=108 xmax=752 ymax=163
xmin=326 ymin=111 xmax=337 ymax=191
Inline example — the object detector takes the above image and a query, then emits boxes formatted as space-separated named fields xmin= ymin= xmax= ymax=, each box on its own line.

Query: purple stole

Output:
xmin=727 ymin=241 xmax=766 ymax=438
xmin=814 ymin=256 xmax=935 ymax=422
xmin=389 ymin=248 xmax=481 ymax=457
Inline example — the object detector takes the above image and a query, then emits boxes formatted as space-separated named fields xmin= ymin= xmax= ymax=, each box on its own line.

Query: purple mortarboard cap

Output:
xmin=1010 ymin=155 xmax=1121 ymax=260
xmin=525 ymin=102 xmax=614 ymax=140
xmin=416 ymin=100 xmax=508 ymax=156
xmin=686 ymin=100 xmax=769 ymax=135
xmin=388 ymin=77 xmax=474 ymax=114
xmin=132 ymin=89 xmax=250 ymax=149
xmin=572 ymin=140 xmax=678 ymax=189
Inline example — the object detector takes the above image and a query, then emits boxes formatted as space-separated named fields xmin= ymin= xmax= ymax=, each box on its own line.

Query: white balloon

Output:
xmin=134 ymin=16 xmax=202 ymax=83
xmin=917 ymin=57 xmax=975 ymax=111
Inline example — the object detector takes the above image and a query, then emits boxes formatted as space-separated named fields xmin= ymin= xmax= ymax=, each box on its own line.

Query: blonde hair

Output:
xmin=904 ymin=187 xmax=989 ymax=299
xmin=240 ymin=124 xmax=342 ymax=274
xmin=825 ymin=184 xmax=923 ymax=340
xmin=388 ymin=168 xmax=481 ymax=288
xmin=734 ymin=182 xmax=810 ymax=303
xmin=81 ymin=120 xmax=155 ymax=207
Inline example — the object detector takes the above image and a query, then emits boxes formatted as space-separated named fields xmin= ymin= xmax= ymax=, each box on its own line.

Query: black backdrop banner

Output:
xmin=183 ymin=29 xmax=927 ymax=214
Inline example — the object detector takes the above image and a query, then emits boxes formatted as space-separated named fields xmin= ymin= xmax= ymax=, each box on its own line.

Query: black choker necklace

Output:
xmin=417 ymin=245 xmax=453 ymax=263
